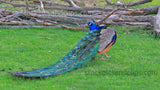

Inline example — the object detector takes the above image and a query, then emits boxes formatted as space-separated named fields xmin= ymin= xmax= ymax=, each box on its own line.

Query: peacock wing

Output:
xmin=98 ymin=27 xmax=116 ymax=52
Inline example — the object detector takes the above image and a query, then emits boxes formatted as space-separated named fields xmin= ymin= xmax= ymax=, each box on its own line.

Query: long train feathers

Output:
xmin=11 ymin=28 xmax=102 ymax=78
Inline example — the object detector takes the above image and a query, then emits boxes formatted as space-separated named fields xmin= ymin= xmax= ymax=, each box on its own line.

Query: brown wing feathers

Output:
xmin=98 ymin=27 xmax=116 ymax=54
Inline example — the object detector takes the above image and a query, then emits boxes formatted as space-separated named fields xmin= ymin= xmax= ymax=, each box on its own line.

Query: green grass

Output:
xmin=0 ymin=27 xmax=159 ymax=90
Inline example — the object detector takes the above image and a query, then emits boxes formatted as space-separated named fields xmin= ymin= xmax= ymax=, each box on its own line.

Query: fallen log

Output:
xmin=106 ymin=21 xmax=152 ymax=26
xmin=29 ymin=12 xmax=154 ymax=24
xmin=110 ymin=15 xmax=153 ymax=22
xmin=0 ymin=12 xmax=25 ymax=22
xmin=0 ymin=20 xmax=30 ymax=25
xmin=29 ymin=13 xmax=91 ymax=25
xmin=0 ymin=8 xmax=14 ymax=17
xmin=139 ymin=5 xmax=160 ymax=15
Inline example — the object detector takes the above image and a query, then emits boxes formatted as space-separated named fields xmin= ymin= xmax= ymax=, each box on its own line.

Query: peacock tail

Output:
xmin=11 ymin=27 xmax=103 ymax=78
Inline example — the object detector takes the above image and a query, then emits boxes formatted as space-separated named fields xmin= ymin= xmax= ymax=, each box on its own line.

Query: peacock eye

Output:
xmin=89 ymin=23 xmax=93 ymax=26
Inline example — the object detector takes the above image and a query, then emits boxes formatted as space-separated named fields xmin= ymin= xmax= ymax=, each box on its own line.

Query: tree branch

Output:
xmin=39 ymin=0 xmax=45 ymax=12
xmin=62 ymin=0 xmax=81 ymax=8
xmin=96 ymin=8 xmax=120 ymax=25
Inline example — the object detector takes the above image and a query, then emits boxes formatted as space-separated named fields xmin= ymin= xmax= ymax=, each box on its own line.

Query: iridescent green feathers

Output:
xmin=11 ymin=29 xmax=102 ymax=78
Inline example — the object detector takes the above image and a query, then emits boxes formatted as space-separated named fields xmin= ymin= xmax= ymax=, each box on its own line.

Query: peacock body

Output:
xmin=98 ymin=27 xmax=117 ymax=54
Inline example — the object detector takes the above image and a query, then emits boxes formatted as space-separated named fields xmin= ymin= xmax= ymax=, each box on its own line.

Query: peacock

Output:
xmin=11 ymin=19 xmax=117 ymax=78
xmin=88 ymin=19 xmax=117 ymax=59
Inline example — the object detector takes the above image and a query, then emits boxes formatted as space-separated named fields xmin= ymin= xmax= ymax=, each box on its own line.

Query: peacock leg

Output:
xmin=104 ymin=53 xmax=111 ymax=58
xmin=101 ymin=53 xmax=111 ymax=59
xmin=100 ymin=54 xmax=104 ymax=59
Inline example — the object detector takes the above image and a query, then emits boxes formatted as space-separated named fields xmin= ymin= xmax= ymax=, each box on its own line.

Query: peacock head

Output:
xmin=87 ymin=19 xmax=99 ymax=31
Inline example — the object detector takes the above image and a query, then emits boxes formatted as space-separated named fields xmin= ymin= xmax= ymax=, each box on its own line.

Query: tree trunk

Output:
xmin=154 ymin=7 xmax=160 ymax=38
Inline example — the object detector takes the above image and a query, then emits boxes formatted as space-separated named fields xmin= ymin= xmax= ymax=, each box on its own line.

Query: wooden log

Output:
xmin=110 ymin=15 xmax=154 ymax=22
xmin=30 ymin=12 xmax=154 ymax=22
xmin=0 ymin=12 xmax=25 ymax=22
xmin=139 ymin=5 xmax=160 ymax=15
xmin=29 ymin=13 xmax=92 ymax=25
xmin=154 ymin=7 xmax=160 ymax=38
xmin=0 ymin=20 xmax=29 ymax=25
xmin=29 ymin=12 xmax=154 ymax=29
xmin=0 ymin=8 xmax=14 ymax=16
xmin=108 ymin=22 xmax=151 ymax=26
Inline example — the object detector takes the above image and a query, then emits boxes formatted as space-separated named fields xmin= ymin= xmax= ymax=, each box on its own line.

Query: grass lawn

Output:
xmin=0 ymin=27 xmax=159 ymax=90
